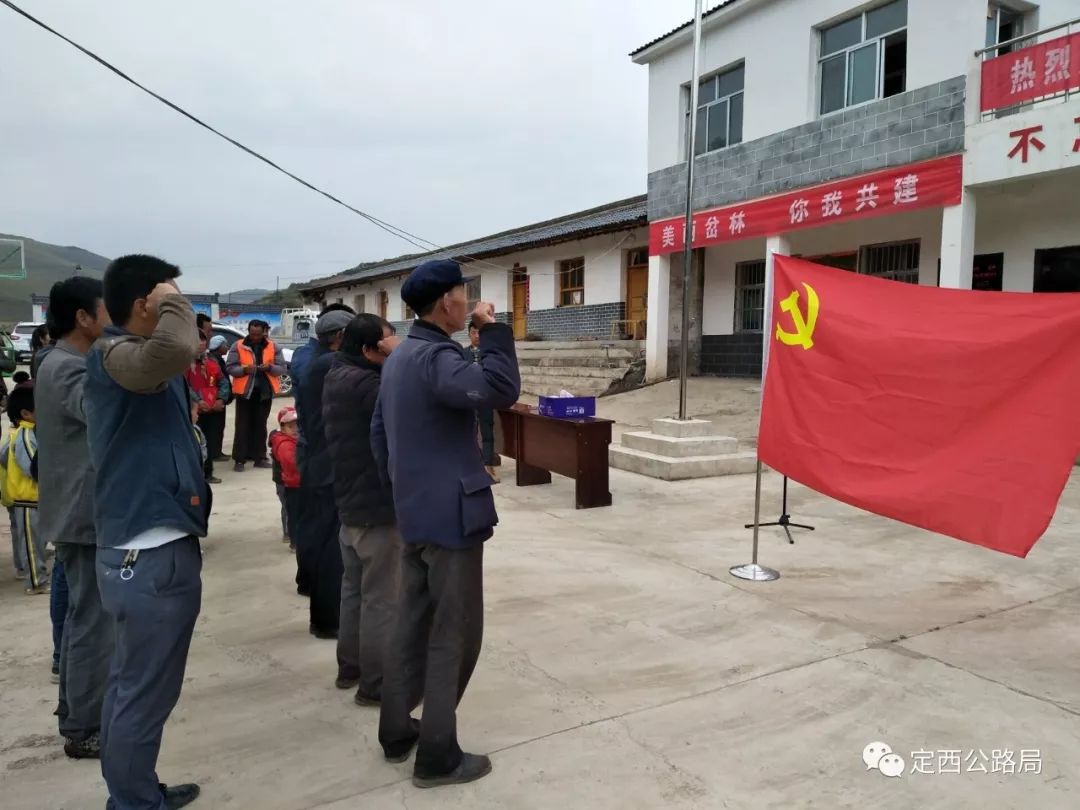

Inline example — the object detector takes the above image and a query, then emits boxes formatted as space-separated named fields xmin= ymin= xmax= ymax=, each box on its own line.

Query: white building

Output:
xmin=301 ymin=197 xmax=649 ymax=342
xmin=634 ymin=0 xmax=1080 ymax=380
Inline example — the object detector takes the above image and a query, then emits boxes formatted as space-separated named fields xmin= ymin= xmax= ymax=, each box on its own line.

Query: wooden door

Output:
xmin=511 ymin=270 xmax=528 ymax=340
xmin=625 ymin=249 xmax=649 ymax=339
xmin=377 ymin=290 xmax=388 ymax=319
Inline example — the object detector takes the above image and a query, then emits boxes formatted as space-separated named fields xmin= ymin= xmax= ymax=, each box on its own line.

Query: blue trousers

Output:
xmin=50 ymin=560 xmax=68 ymax=667
xmin=98 ymin=538 xmax=202 ymax=810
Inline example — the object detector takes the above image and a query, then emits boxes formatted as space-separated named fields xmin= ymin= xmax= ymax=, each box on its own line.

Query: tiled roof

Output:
xmin=629 ymin=0 xmax=745 ymax=58
xmin=302 ymin=194 xmax=647 ymax=293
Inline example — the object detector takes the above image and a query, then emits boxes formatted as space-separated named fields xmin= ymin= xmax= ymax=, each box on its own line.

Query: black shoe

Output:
xmin=160 ymin=782 xmax=200 ymax=809
xmin=309 ymin=624 xmax=338 ymax=640
xmin=64 ymin=733 xmax=101 ymax=759
xmin=254 ymin=459 xmax=273 ymax=470
xmin=413 ymin=753 xmax=492 ymax=788
xmin=335 ymin=675 xmax=360 ymax=690
xmin=233 ymin=462 xmax=246 ymax=472
xmin=384 ymin=718 xmax=421 ymax=763
xmin=213 ymin=454 xmax=231 ymax=462
xmin=354 ymin=689 xmax=380 ymax=707
xmin=207 ymin=476 xmax=222 ymax=485
xmin=297 ymin=585 xmax=311 ymax=597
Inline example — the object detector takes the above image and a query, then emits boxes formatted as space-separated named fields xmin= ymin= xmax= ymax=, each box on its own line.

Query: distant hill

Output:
xmin=218 ymin=288 xmax=272 ymax=305
xmin=0 ymin=234 xmax=109 ymax=324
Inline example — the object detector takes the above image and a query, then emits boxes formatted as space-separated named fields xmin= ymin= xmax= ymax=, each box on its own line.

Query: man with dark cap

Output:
xmin=374 ymin=259 xmax=520 ymax=788
xmin=293 ymin=308 xmax=352 ymax=637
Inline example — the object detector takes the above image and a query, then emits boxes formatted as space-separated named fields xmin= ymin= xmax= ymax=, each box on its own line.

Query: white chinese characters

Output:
xmin=904 ymin=748 xmax=1041 ymax=776
xmin=704 ymin=215 xmax=720 ymax=240
xmin=661 ymin=224 xmax=676 ymax=249
xmin=729 ymin=210 xmax=746 ymax=235
xmin=1011 ymin=56 xmax=1037 ymax=94
xmin=821 ymin=191 xmax=843 ymax=218
xmin=789 ymin=198 xmax=810 ymax=224
xmin=855 ymin=183 xmax=879 ymax=211
xmin=1045 ymin=45 xmax=1071 ymax=85
xmin=893 ymin=174 xmax=919 ymax=205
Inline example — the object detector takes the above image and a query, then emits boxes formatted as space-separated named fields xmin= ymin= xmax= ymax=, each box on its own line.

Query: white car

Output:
xmin=210 ymin=324 xmax=294 ymax=396
xmin=11 ymin=321 xmax=42 ymax=364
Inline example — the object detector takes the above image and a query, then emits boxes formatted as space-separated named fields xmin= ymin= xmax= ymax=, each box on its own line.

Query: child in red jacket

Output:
xmin=269 ymin=407 xmax=301 ymax=551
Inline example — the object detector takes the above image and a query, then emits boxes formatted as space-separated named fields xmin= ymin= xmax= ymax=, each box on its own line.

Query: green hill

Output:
xmin=0 ymin=234 xmax=109 ymax=325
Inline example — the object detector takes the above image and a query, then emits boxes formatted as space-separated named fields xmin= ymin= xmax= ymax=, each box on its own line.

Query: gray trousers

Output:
xmin=336 ymin=524 xmax=400 ymax=699
xmin=12 ymin=505 xmax=46 ymax=589
xmin=378 ymin=542 xmax=484 ymax=778
xmin=98 ymin=538 xmax=202 ymax=810
xmin=55 ymin=543 xmax=114 ymax=743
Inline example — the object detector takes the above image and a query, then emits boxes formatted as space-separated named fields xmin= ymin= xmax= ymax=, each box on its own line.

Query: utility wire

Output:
xmin=0 ymin=0 xmax=441 ymax=253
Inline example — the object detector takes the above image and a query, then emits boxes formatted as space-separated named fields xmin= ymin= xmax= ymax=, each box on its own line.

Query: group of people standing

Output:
xmin=11 ymin=253 xmax=520 ymax=806
xmin=278 ymin=258 xmax=521 ymax=787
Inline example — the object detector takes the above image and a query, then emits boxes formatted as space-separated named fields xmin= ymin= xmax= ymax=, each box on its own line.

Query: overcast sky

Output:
xmin=0 ymin=1 xmax=697 ymax=293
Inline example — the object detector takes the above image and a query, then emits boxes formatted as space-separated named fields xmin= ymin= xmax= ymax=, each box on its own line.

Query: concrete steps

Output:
xmin=609 ymin=417 xmax=757 ymax=481
xmin=515 ymin=340 xmax=643 ymax=398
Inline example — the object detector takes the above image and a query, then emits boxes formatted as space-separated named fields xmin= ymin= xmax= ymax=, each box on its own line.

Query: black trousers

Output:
xmin=232 ymin=396 xmax=272 ymax=463
xmin=379 ymin=542 xmax=484 ymax=778
xmin=199 ymin=409 xmax=226 ymax=462
xmin=296 ymin=485 xmax=342 ymax=633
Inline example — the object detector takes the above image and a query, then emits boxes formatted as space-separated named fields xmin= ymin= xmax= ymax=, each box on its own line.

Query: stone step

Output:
xmin=621 ymin=431 xmax=739 ymax=458
xmin=519 ymin=375 xmax=615 ymax=397
xmin=519 ymin=365 xmax=628 ymax=380
xmin=608 ymin=446 xmax=758 ymax=481
xmin=517 ymin=356 xmax=635 ymax=369
xmin=515 ymin=340 xmax=642 ymax=352
xmin=652 ymin=418 xmax=716 ymax=438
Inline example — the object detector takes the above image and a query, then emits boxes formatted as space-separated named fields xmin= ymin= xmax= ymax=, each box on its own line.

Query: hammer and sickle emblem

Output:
xmin=775 ymin=283 xmax=819 ymax=350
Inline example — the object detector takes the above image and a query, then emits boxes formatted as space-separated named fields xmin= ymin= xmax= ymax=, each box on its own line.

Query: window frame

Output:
xmin=818 ymin=0 xmax=907 ymax=116
xmin=858 ymin=238 xmax=921 ymax=285
xmin=733 ymin=259 xmax=766 ymax=333
xmin=557 ymin=257 xmax=586 ymax=308
xmin=985 ymin=3 xmax=1024 ymax=54
xmin=685 ymin=63 xmax=745 ymax=158
xmin=465 ymin=278 xmax=481 ymax=312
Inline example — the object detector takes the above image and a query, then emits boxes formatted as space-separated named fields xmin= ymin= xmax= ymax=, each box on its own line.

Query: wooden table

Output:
xmin=497 ymin=405 xmax=613 ymax=509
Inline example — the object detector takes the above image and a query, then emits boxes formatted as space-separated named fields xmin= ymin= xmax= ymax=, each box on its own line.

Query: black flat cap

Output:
xmin=401 ymin=259 xmax=472 ymax=312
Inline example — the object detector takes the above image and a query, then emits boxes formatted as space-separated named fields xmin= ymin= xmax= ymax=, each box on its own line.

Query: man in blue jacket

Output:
xmin=374 ymin=259 xmax=520 ymax=788
xmin=85 ymin=254 xmax=204 ymax=810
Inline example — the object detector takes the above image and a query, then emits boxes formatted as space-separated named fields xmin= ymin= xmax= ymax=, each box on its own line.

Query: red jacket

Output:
xmin=269 ymin=430 xmax=300 ymax=488
xmin=186 ymin=357 xmax=224 ymax=409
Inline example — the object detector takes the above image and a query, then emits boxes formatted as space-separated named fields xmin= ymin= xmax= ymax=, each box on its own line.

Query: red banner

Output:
xmin=759 ymin=256 xmax=1080 ymax=558
xmin=648 ymin=155 xmax=962 ymax=256
xmin=981 ymin=33 xmax=1080 ymax=112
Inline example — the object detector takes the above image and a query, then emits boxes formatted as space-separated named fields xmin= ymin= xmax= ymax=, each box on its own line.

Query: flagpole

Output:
xmin=677 ymin=0 xmax=704 ymax=421
xmin=731 ymin=251 xmax=780 ymax=582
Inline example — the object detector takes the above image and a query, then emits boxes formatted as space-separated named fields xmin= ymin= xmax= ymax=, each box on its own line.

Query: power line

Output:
xmin=0 ymin=0 xmax=442 ymax=253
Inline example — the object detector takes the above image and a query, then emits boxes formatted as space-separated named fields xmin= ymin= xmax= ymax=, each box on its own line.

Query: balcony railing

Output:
xmin=976 ymin=17 xmax=1080 ymax=117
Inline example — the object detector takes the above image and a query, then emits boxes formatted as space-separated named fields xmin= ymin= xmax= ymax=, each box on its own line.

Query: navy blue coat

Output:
xmin=373 ymin=320 xmax=520 ymax=549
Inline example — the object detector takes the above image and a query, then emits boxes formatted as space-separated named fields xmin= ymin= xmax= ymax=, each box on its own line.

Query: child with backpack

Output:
xmin=0 ymin=383 xmax=46 ymax=594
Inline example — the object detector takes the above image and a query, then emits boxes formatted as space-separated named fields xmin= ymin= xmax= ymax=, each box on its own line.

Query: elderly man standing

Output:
xmin=294 ymin=308 xmax=352 ymax=638
xmin=374 ymin=259 xmax=520 ymax=788
xmin=226 ymin=319 xmax=284 ymax=471
xmin=36 ymin=276 xmax=114 ymax=761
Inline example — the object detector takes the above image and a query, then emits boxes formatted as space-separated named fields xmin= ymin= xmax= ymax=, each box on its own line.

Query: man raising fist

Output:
xmin=373 ymin=260 xmax=520 ymax=788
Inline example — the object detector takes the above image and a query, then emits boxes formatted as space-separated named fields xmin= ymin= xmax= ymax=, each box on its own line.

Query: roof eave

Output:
xmin=629 ymin=0 xmax=766 ymax=64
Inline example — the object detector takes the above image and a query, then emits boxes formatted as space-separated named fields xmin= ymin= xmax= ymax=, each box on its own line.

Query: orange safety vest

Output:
xmin=231 ymin=339 xmax=282 ymax=396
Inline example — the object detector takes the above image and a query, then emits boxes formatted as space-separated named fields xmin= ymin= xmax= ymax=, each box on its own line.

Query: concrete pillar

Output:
xmin=645 ymin=252 xmax=671 ymax=382
xmin=939 ymin=190 xmax=976 ymax=289
xmin=763 ymin=234 xmax=790 ymax=377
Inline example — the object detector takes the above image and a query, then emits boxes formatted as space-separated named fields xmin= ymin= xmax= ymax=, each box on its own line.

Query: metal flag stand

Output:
xmin=744 ymin=475 xmax=815 ymax=544
xmin=731 ymin=251 xmax=781 ymax=582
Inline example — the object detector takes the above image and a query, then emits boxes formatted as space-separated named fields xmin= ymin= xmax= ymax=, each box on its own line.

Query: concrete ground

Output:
xmin=2 ymin=378 xmax=1079 ymax=809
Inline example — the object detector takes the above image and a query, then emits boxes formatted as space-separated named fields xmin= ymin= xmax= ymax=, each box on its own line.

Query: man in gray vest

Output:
xmin=36 ymin=277 xmax=114 ymax=761
xmin=375 ymin=259 xmax=520 ymax=788
xmin=85 ymin=254 xmax=204 ymax=810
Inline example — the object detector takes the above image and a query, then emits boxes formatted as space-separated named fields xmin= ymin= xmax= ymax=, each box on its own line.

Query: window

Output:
xmin=353 ymin=294 xmax=366 ymax=313
xmin=403 ymin=302 xmax=415 ymax=319
xmin=985 ymin=3 xmax=1024 ymax=54
xmin=860 ymin=239 xmax=920 ymax=284
xmin=734 ymin=260 xmax=766 ymax=332
xmin=558 ymin=257 xmax=585 ymax=307
xmin=465 ymin=278 xmax=481 ymax=311
xmin=1034 ymin=246 xmax=1080 ymax=293
xmin=627 ymin=248 xmax=649 ymax=267
xmin=819 ymin=0 xmax=907 ymax=115
xmin=688 ymin=64 xmax=744 ymax=156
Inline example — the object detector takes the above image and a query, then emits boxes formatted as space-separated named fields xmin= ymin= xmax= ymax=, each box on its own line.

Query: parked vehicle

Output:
xmin=211 ymin=323 xmax=294 ymax=396
xmin=0 ymin=332 xmax=18 ymax=376
xmin=10 ymin=321 xmax=41 ymax=364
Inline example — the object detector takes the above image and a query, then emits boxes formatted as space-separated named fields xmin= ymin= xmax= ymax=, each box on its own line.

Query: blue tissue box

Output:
xmin=538 ymin=395 xmax=596 ymax=419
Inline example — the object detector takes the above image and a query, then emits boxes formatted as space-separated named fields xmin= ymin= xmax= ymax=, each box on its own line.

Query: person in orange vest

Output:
xmin=225 ymin=319 xmax=285 ymax=471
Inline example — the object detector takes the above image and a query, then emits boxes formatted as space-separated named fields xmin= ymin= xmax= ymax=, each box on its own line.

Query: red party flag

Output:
xmin=758 ymin=255 xmax=1080 ymax=557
